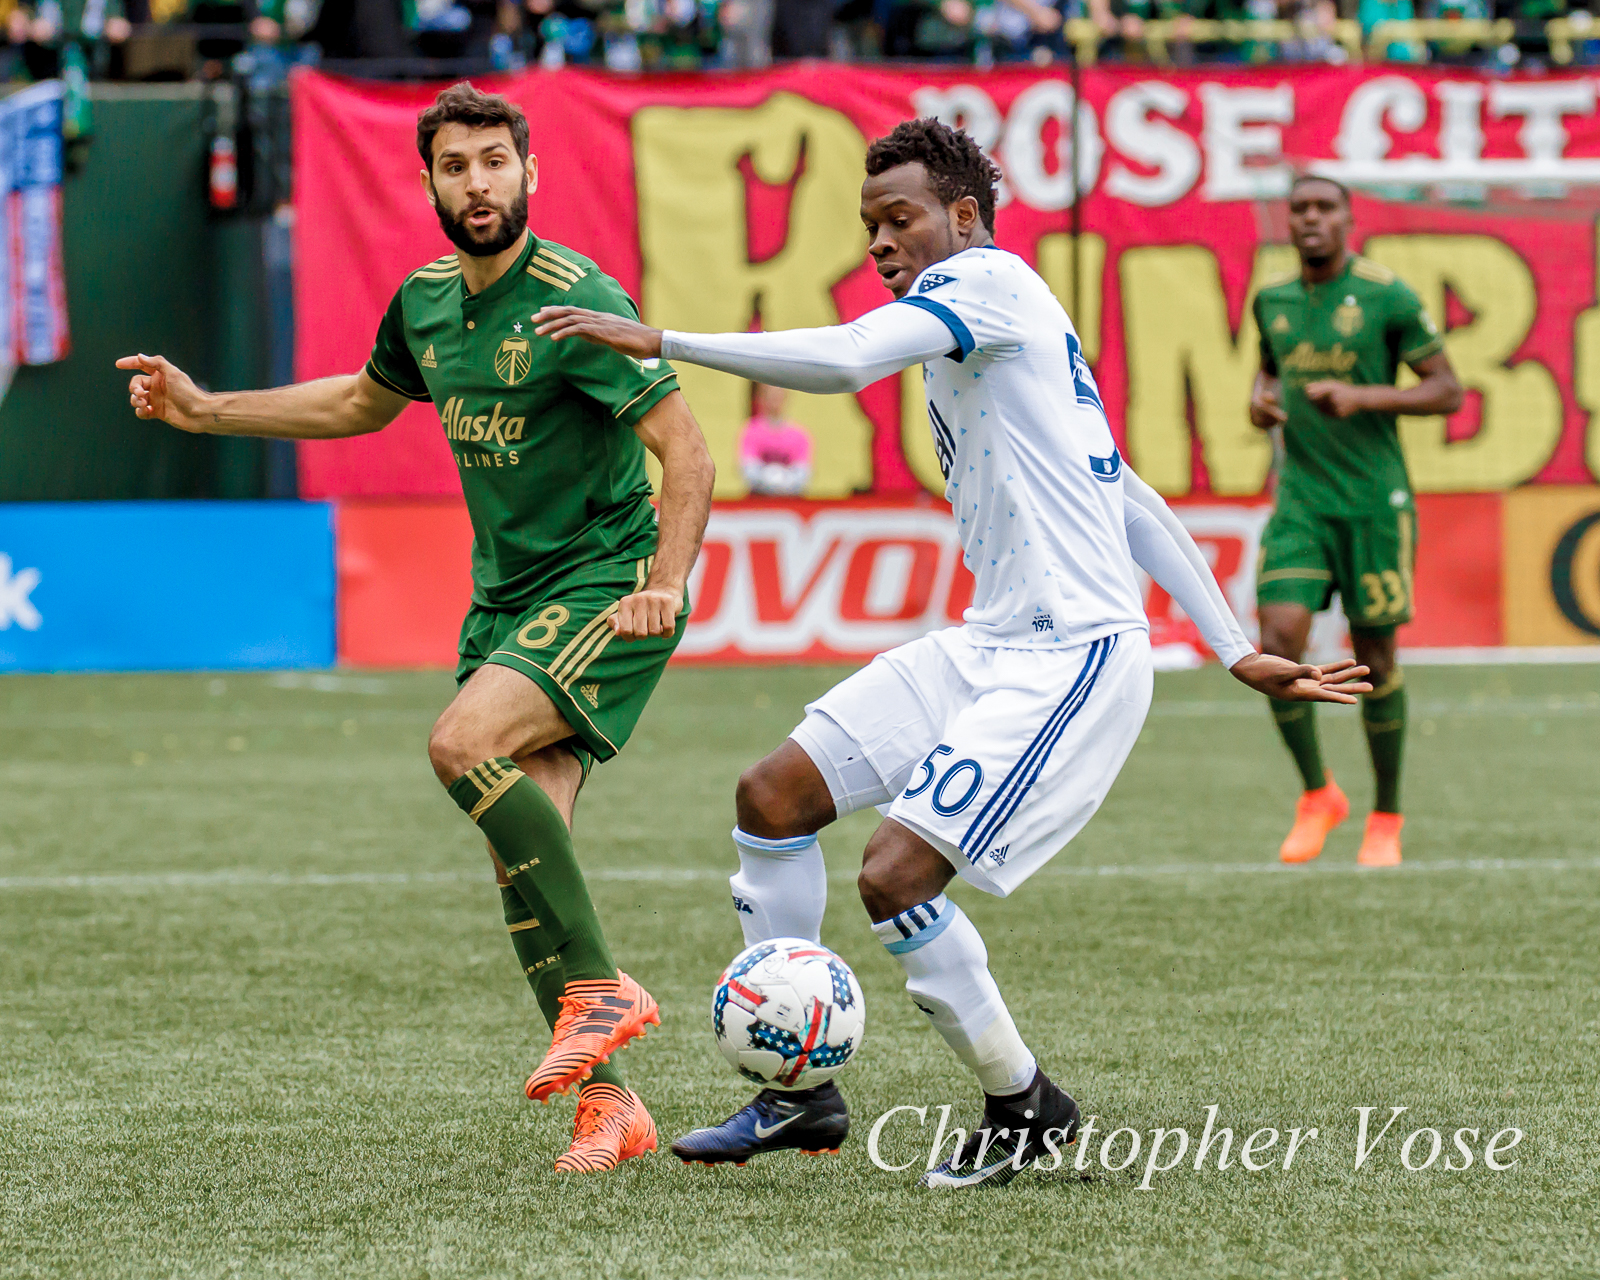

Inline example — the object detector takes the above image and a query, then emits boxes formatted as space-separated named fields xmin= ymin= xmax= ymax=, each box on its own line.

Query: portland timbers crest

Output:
xmin=495 ymin=336 xmax=531 ymax=385
xmin=1332 ymin=297 xmax=1364 ymax=338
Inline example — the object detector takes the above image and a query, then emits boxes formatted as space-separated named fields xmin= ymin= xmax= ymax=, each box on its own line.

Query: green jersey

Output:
xmin=1252 ymin=255 xmax=1443 ymax=517
xmin=366 ymin=233 xmax=679 ymax=611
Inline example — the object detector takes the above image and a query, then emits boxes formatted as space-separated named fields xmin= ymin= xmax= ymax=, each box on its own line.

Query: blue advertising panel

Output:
xmin=0 ymin=501 xmax=334 ymax=671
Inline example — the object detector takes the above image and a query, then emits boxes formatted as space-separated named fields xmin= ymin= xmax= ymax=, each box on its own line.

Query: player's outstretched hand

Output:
xmin=1228 ymin=654 xmax=1372 ymax=704
xmin=115 ymin=353 xmax=210 ymax=432
xmin=612 ymin=586 xmax=681 ymax=642
xmin=533 ymin=306 xmax=664 ymax=360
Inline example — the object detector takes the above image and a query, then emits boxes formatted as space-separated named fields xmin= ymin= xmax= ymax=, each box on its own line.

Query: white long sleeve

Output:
xmin=1122 ymin=467 xmax=1255 ymax=668
xmin=660 ymin=302 xmax=957 ymax=395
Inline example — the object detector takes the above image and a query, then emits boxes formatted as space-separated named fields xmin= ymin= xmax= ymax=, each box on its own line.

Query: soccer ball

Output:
xmin=712 ymin=938 xmax=866 ymax=1089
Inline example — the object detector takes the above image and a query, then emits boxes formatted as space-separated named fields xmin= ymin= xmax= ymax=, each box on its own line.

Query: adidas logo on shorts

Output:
xmin=580 ymin=683 xmax=600 ymax=708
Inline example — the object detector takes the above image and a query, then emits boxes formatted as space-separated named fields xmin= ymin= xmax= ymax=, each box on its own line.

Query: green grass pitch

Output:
xmin=2 ymin=661 xmax=1597 ymax=1279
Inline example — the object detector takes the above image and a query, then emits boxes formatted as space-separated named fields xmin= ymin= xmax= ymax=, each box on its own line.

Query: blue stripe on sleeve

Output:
xmin=896 ymin=296 xmax=975 ymax=362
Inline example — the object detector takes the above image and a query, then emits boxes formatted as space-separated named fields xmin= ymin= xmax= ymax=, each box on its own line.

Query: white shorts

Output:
xmin=790 ymin=625 xmax=1153 ymax=897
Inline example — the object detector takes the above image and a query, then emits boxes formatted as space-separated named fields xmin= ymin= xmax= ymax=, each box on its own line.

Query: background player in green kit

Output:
xmin=1249 ymin=175 xmax=1462 ymax=869
xmin=117 ymin=83 xmax=715 ymax=1173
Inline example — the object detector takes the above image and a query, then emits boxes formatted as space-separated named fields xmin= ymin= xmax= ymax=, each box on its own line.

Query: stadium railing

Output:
xmin=1062 ymin=17 xmax=1365 ymax=66
xmin=1365 ymin=18 xmax=1516 ymax=60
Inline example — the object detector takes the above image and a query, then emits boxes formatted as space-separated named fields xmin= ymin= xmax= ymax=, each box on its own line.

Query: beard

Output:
xmin=435 ymin=185 xmax=529 ymax=258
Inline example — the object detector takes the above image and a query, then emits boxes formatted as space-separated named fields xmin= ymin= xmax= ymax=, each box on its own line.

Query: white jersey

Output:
xmin=899 ymin=246 xmax=1146 ymax=649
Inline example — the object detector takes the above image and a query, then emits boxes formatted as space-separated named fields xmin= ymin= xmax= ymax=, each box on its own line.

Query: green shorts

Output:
xmin=456 ymin=553 xmax=688 ymax=771
xmin=1257 ymin=502 xmax=1417 ymax=631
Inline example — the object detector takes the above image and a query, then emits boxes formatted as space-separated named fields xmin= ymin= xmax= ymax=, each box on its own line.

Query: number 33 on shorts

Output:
xmin=903 ymin=745 xmax=986 ymax=817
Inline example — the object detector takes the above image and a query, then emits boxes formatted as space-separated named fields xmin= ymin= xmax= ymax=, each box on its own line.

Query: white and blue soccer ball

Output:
xmin=712 ymin=938 xmax=866 ymax=1089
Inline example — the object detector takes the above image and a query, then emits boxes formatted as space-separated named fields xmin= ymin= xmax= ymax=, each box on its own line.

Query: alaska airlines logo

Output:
xmin=918 ymin=273 xmax=956 ymax=294
xmin=495 ymin=336 xmax=531 ymax=385
xmin=1089 ymin=446 xmax=1122 ymax=483
xmin=441 ymin=397 xmax=526 ymax=444
xmin=1283 ymin=341 xmax=1358 ymax=374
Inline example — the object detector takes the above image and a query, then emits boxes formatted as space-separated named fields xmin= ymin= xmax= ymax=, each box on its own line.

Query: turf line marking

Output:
xmin=3 ymin=856 xmax=1597 ymax=892
xmin=2 ymin=696 xmax=1596 ymax=735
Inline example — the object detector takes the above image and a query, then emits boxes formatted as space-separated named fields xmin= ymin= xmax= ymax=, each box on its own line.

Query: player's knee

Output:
xmin=736 ymin=759 xmax=822 ymax=837
xmin=856 ymin=860 xmax=896 ymax=923
xmin=857 ymin=838 xmax=911 ymax=923
xmin=427 ymin=717 xmax=480 ymax=787
xmin=1258 ymin=624 xmax=1299 ymax=661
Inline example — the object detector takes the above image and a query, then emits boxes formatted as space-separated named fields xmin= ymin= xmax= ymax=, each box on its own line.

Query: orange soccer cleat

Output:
xmin=525 ymin=972 xmax=660 ymax=1104
xmin=554 ymin=1084 xmax=658 ymax=1173
xmin=1278 ymin=776 xmax=1350 ymax=864
xmin=1357 ymin=812 xmax=1404 ymax=868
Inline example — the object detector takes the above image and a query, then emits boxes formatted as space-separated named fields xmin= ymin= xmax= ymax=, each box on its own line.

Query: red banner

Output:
xmin=334 ymin=494 xmax=1501 ymax=668
xmin=294 ymin=64 xmax=1600 ymax=503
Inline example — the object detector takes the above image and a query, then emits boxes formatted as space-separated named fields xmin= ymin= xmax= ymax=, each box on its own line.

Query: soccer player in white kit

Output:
xmin=535 ymin=119 xmax=1369 ymax=1188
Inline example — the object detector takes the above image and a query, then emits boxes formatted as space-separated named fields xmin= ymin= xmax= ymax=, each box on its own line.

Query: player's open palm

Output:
xmin=116 ymin=354 xmax=208 ymax=432
xmin=1229 ymin=654 xmax=1372 ymax=703
xmin=612 ymin=586 xmax=682 ymax=641
xmin=533 ymin=306 xmax=663 ymax=360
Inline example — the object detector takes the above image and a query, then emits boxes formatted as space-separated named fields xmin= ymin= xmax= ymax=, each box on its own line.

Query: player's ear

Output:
xmin=525 ymin=154 xmax=539 ymax=197
xmin=419 ymin=167 xmax=437 ymax=208
xmin=951 ymin=194 xmax=980 ymax=237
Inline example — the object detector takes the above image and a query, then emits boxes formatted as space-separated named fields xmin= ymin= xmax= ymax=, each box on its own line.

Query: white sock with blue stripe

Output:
xmin=729 ymin=827 xmax=826 ymax=947
xmin=871 ymin=894 xmax=1036 ymax=1097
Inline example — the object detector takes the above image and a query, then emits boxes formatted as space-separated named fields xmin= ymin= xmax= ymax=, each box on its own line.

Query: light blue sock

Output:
xmin=728 ymin=826 xmax=826 ymax=946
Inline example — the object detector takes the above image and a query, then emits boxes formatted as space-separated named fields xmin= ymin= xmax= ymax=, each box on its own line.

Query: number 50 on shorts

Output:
xmin=904 ymin=744 xmax=986 ymax=817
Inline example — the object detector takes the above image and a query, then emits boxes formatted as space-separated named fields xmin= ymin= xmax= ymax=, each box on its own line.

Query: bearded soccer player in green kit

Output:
xmin=1250 ymin=175 xmax=1462 ymax=868
xmin=117 ymin=83 xmax=715 ymax=1173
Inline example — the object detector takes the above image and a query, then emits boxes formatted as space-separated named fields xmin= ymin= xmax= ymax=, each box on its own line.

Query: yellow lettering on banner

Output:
xmin=1570 ymin=224 xmax=1600 ymax=482
xmin=1035 ymin=234 xmax=1107 ymax=363
xmin=1364 ymin=235 xmax=1561 ymax=492
xmin=634 ymin=94 xmax=873 ymax=498
xmin=1121 ymin=243 xmax=1297 ymax=495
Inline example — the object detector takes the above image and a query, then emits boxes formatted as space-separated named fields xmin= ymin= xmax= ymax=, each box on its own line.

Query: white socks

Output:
xmin=729 ymin=827 xmax=827 ymax=947
xmin=871 ymin=894 xmax=1036 ymax=1096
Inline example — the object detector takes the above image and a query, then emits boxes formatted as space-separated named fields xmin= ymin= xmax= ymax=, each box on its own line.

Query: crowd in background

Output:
xmin=0 ymin=0 xmax=1595 ymax=83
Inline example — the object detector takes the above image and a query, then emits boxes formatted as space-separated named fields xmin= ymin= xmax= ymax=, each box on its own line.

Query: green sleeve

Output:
xmin=1253 ymin=294 xmax=1279 ymax=377
xmin=365 ymin=287 xmax=431 ymax=402
xmin=558 ymin=273 xmax=680 ymax=428
xmin=1390 ymin=280 xmax=1444 ymax=367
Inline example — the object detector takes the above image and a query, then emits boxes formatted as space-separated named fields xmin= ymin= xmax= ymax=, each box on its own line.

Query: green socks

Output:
xmin=499 ymin=883 xmax=627 ymax=1092
xmin=1362 ymin=673 xmax=1407 ymax=814
xmin=448 ymin=757 xmax=617 ymax=983
xmin=1271 ymin=699 xmax=1327 ymax=792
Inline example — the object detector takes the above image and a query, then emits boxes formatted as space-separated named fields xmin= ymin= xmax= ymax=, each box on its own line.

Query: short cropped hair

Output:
xmin=1289 ymin=172 xmax=1351 ymax=206
xmin=417 ymin=82 xmax=530 ymax=171
xmin=866 ymin=118 xmax=1002 ymax=235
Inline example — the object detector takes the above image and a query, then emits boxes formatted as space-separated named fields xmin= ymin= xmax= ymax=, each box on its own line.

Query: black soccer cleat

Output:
xmin=919 ymin=1070 xmax=1080 ymax=1190
xmin=670 ymin=1081 xmax=850 ymax=1166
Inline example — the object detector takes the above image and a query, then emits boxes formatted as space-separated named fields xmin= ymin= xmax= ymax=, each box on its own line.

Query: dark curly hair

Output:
xmin=865 ymin=118 xmax=1001 ymax=235
xmin=417 ymin=82 xmax=530 ymax=172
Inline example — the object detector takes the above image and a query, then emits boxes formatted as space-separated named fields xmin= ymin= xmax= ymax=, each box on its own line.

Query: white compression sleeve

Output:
xmin=660 ymin=302 xmax=957 ymax=395
xmin=1122 ymin=467 xmax=1256 ymax=669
